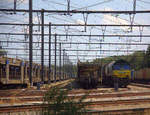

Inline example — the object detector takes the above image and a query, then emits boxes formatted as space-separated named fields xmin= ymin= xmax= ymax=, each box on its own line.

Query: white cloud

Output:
xmin=102 ymin=14 xmax=138 ymax=32
xmin=103 ymin=14 xmax=129 ymax=25
xmin=76 ymin=19 xmax=85 ymax=25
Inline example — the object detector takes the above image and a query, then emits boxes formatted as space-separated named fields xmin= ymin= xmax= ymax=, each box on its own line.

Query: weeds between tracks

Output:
xmin=42 ymin=86 xmax=89 ymax=115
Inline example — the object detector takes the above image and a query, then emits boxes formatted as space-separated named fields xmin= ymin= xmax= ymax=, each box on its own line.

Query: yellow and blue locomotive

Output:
xmin=102 ymin=59 xmax=131 ymax=87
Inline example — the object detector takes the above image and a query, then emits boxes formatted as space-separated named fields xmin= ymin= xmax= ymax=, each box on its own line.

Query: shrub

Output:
xmin=42 ymin=86 xmax=87 ymax=115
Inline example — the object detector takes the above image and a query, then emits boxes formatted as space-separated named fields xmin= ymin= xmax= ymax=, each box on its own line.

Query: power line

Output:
xmin=137 ymin=0 xmax=150 ymax=4
xmin=3 ymin=48 xmax=145 ymax=52
xmin=125 ymin=0 xmax=146 ymax=9
xmin=1 ymin=23 xmax=150 ymax=27
xmin=44 ymin=0 xmax=76 ymax=9
xmin=0 ymin=32 xmax=150 ymax=37
xmin=0 ymin=9 xmax=150 ymax=14
xmin=7 ymin=53 xmax=147 ymax=58
xmin=47 ymin=15 xmax=74 ymax=23
xmin=73 ymin=0 xmax=114 ymax=10
xmin=1 ymin=40 xmax=150 ymax=45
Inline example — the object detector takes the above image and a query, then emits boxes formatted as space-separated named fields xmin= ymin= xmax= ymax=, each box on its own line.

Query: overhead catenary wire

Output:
xmin=3 ymin=48 xmax=145 ymax=52
xmin=7 ymin=53 xmax=147 ymax=58
xmin=1 ymin=23 xmax=150 ymax=27
xmin=44 ymin=0 xmax=113 ymax=11
xmin=1 ymin=33 xmax=150 ymax=37
xmin=32 ymin=60 xmax=146 ymax=64
xmin=0 ymin=8 xmax=150 ymax=14
xmin=1 ymin=40 xmax=150 ymax=45
xmin=1 ymin=6 xmax=150 ymax=66
xmin=72 ymin=0 xmax=114 ymax=10
xmin=27 ymin=59 xmax=148 ymax=62
xmin=137 ymin=0 xmax=150 ymax=4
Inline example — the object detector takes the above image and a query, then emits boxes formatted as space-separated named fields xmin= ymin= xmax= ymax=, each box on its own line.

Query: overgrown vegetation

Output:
xmin=42 ymin=86 xmax=87 ymax=115
xmin=85 ymin=45 xmax=150 ymax=71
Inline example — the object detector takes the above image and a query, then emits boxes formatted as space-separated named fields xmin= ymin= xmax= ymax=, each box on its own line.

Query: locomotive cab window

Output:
xmin=113 ymin=64 xmax=130 ymax=70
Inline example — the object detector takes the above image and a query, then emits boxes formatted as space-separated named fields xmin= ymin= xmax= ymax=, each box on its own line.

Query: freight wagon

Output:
xmin=133 ymin=68 xmax=150 ymax=83
xmin=0 ymin=56 xmax=69 ymax=86
xmin=77 ymin=61 xmax=100 ymax=89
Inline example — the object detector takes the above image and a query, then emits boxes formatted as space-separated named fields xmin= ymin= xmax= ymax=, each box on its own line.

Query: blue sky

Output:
xmin=0 ymin=0 xmax=150 ymax=64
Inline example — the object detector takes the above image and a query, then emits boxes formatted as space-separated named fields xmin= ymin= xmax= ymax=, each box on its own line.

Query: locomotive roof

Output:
xmin=78 ymin=63 xmax=101 ymax=67
xmin=115 ymin=59 xmax=130 ymax=65
xmin=104 ymin=59 xmax=130 ymax=67
xmin=77 ymin=60 xmax=101 ymax=66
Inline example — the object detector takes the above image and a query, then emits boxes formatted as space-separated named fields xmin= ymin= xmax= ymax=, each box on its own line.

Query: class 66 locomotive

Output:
xmin=102 ymin=59 xmax=131 ymax=88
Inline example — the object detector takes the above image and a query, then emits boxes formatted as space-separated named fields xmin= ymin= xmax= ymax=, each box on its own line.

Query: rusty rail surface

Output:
xmin=1 ymin=83 xmax=150 ymax=114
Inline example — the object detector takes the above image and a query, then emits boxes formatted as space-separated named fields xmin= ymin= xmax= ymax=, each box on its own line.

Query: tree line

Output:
xmin=91 ymin=45 xmax=150 ymax=70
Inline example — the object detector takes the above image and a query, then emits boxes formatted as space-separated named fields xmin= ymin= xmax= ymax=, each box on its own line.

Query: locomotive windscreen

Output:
xmin=113 ymin=60 xmax=130 ymax=70
xmin=113 ymin=65 xmax=130 ymax=70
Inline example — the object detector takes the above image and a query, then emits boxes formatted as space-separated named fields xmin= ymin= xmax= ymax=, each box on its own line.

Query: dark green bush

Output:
xmin=42 ymin=86 xmax=87 ymax=115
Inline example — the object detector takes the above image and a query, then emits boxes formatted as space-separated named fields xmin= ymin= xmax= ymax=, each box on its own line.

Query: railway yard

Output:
xmin=1 ymin=0 xmax=150 ymax=115
xmin=1 ymin=80 xmax=150 ymax=115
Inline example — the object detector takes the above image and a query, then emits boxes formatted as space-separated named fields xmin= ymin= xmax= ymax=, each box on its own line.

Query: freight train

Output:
xmin=77 ymin=59 xmax=131 ymax=88
xmin=77 ymin=62 xmax=100 ymax=89
xmin=0 ymin=56 xmax=69 ymax=86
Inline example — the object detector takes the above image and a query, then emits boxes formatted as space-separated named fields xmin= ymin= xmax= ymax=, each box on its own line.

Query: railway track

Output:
xmin=1 ymin=82 xmax=150 ymax=103
xmin=1 ymin=93 xmax=150 ymax=114
xmin=130 ymin=83 xmax=150 ymax=88
xmin=0 ymin=104 xmax=42 ymax=113
xmin=1 ymin=82 xmax=150 ymax=114
xmin=1 ymin=90 xmax=150 ymax=102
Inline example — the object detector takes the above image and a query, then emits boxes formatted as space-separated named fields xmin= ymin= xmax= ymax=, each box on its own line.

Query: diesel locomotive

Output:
xmin=102 ymin=59 xmax=131 ymax=87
